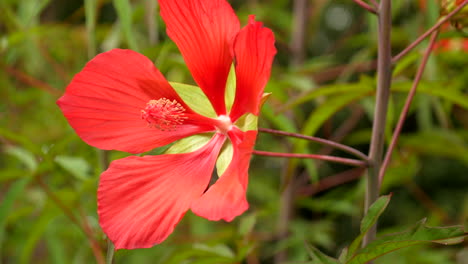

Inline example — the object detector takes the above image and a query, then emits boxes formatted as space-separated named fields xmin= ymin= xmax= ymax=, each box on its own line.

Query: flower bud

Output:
xmin=441 ymin=0 xmax=468 ymax=29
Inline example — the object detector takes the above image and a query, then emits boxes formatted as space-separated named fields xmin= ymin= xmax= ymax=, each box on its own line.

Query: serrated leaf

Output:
xmin=54 ymin=156 xmax=91 ymax=180
xmin=165 ymin=133 xmax=213 ymax=154
xmin=4 ymin=145 xmax=37 ymax=172
xmin=305 ymin=244 xmax=341 ymax=264
xmin=347 ymin=195 xmax=392 ymax=259
xmin=170 ymin=82 xmax=216 ymax=118
xmin=346 ymin=219 xmax=467 ymax=264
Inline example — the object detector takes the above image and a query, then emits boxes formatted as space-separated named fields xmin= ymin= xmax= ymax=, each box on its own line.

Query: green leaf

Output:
xmin=0 ymin=177 xmax=31 ymax=250
xmin=54 ymin=156 xmax=91 ymax=180
xmin=238 ymin=213 xmax=257 ymax=236
xmin=347 ymin=195 xmax=392 ymax=259
xmin=165 ymin=133 xmax=213 ymax=154
xmin=84 ymin=0 xmax=97 ymax=58
xmin=4 ymin=145 xmax=37 ymax=172
xmin=192 ymin=243 xmax=235 ymax=259
xmin=20 ymin=212 xmax=57 ymax=264
xmin=281 ymin=79 xmax=374 ymax=112
xmin=113 ymin=0 xmax=138 ymax=51
xmin=392 ymin=81 xmax=468 ymax=110
xmin=216 ymin=141 xmax=233 ymax=177
xmin=346 ymin=219 xmax=467 ymax=264
xmin=170 ymin=82 xmax=216 ymax=118
xmin=393 ymin=52 xmax=419 ymax=77
xmin=305 ymin=244 xmax=341 ymax=264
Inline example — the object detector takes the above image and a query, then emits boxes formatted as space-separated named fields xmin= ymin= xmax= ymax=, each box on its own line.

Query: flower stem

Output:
xmin=253 ymin=150 xmax=368 ymax=167
xmin=379 ymin=31 xmax=439 ymax=184
xmin=352 ymin=0 xmax=378 ymax=14
xmin=363 ymin=0 xmax=392 ymax=248
xmin=392 ymin=0 xmax=468 ymax=63
xmin=258 ymin=128 xmax=369 ymax=161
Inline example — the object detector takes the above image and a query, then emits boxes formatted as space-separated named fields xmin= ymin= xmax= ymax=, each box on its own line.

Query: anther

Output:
xmin=141 ymin=98 xmax=187 ymax=130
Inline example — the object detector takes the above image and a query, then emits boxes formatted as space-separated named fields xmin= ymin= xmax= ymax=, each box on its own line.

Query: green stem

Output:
xmin=363 ymin=0 xmax=392 ymax=248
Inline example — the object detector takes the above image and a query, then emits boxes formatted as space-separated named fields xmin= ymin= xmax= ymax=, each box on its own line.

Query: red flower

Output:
xmin=57 ymin=0 xmax=276 ymax=249
xmin=434 ymin=38 xmax=468 ymax=52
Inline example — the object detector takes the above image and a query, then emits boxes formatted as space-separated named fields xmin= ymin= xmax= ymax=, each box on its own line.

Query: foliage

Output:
xmin=1 ymin=0 xmax=467 ymax=263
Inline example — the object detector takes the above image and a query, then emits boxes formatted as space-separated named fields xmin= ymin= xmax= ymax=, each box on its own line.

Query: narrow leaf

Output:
xmin=55 ymin=156 xmax=91 ymax=180
xmin=113 ymin=0 xmax=138 ymax=51
xmin=305 ymin=244 xmax=341 ymax=264
xmin=346 ymin=219 xmax=467 ymax=264
xmin=4 ymin=145 xmax=37 ymax=172
xmin=347 ymin=195 xmax=392 ymax=258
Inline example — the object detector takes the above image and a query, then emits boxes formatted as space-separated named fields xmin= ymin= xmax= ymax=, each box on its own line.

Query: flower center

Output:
xmin=216 ymin=115 xmax=233 ymax=134
xmin=141 ymin=98 xmax=187 ymax=130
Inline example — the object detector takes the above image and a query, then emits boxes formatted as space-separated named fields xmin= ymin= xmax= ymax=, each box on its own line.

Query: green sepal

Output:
xmin=225 ymin=64 xmax=236 ymax=112
xmin=216 ymin=140 xmax=233 ymax=177
xmin=260 ymin=92 xmax=272 ymax=109
xmin=169 ymin=82 xmax=216 ymax=118
xmin=165 ymin=133 xmax=213 ymax=154
xmin=235 ymin=113 xmax=258 ymax=132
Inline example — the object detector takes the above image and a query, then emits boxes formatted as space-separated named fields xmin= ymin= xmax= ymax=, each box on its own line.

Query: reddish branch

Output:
xmin=392 ymin=0 xmax=468 ymax=63
xmin=258 ymin=128 xmax=368 ymax=161
xmin=253 ymin=150 xmax=368 ymax=167
xmin=37 ymin=176 xmax=105 ymax=264
xmin=352 ymin=0 xmax=378 ymax=14
xmin=3 ymin=65 xmax=60 ymax=95
xmin=379 ymin=31 xmax=440 ymax=184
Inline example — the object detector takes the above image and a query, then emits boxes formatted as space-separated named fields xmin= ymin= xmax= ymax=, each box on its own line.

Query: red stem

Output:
xmin=258 ymin=128 xmax=369 ymax=161
xmin=352 ymin=0 xmax=378 ymax=14
xmin=392 ymin=0 xmax=468 ymax=63
xmin=252 ymin=150 xmax=368 ymax=167
xmin=379 ymin=31 xmax=440 ymax=184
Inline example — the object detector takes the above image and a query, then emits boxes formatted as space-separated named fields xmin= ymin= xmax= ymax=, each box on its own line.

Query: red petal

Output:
xmin=98 ymin=133 xmax=226 ymax=249
xmin=191 ymin=128 xmax=257 ymax=221
xmin=229 ymin=16 xmax=276 ymax=122
xmin=159 ymin=0 xmax=240 ymax=115
xmin=57 ymin=49 xmax=214 ymax=153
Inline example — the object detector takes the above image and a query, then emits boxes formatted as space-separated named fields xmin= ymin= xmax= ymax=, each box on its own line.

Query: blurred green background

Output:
xmin=1 ymin=0 xmax=467 ymax=263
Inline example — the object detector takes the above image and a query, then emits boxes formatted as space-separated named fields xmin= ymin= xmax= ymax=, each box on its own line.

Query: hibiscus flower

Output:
xmin=57 ymin=0 xmax=276 ymax=249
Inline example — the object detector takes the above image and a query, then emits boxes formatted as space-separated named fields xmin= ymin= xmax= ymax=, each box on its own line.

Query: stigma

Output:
xmin=141 ymin=98 xmax=187 ymax=130
xmin=216 ymin=115 xmax=233 ymax=134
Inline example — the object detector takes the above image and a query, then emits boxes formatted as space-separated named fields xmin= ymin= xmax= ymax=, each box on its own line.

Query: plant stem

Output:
xmin=392 ymin=0 xmax=468 ymax=63
xmin=379 ymin=31 xmax=439 ymax=184
xmin=258 ymin=128 xmax=369 ymax=161
xmin=363 ymin=0 xmax=392 ymax=248
xmin=352 ymin=0 xmax=378 ymax=14
xmin=106 ymin=240 xmax=115 ymax=264
xmin=252 ymin=150 xmax=368 ymax=167
xmin=37 ymin=176 xmax=105 ymax=264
